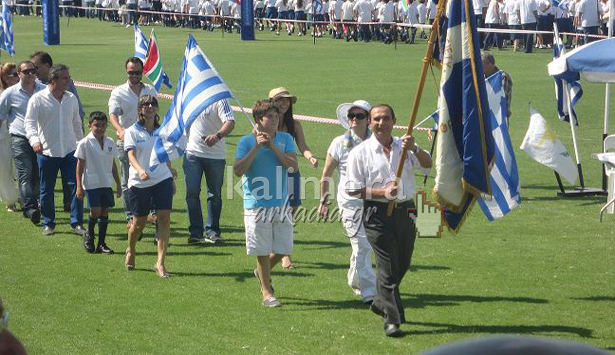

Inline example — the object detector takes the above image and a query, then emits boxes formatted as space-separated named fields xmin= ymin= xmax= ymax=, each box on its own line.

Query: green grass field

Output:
xmin=1 ymin=16 xmax=614 ymax=354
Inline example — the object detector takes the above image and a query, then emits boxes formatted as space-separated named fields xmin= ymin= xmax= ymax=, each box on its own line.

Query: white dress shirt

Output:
xmin=346 ymin=135 xmax=430 ymax=203
xmin=25 ymin=88 xmax=84 ymax=157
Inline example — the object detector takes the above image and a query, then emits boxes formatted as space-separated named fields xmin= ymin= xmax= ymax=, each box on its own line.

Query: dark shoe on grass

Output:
xmin=83 ymin=232 xmax=95 ymax=253
xmin=96 ymin=243 xmax=114 ymax=254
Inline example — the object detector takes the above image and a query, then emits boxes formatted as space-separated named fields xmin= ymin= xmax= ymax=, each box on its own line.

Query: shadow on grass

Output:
xmin=405 ymin=320 xmax=594 ymax=338
xmin=401 ymin=293 xmax=548 ymax=309
xmin=572 ymin=296 xmax=615 ymax=301
xmin=296 ymin=262 xmax=451 ymax=272
xmin=279 ymin=296 xmax=370 ymax=311
xmin=293 ymin=239 xmax=348 ymax=250
xmin=169 ymin=270 xmax=315 ymax=280
xmin=135 ymin=250 xmax=231 ymax=257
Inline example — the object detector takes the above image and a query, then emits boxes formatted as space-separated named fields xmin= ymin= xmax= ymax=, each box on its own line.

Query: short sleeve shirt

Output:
xmin=108 ymin=82 xmax=157 ymax=130
xmin=326 ymin=131 xmax=366 ymax=208
xmin=123 ymin=122 xmax=172 ymax=188
xmin=75 ymin=133 xmax=118 ymax=190
xmin=186 ymin=99 xmax=235 ymax=160
xmin=235 ymin=132 xmax=296 ymax=209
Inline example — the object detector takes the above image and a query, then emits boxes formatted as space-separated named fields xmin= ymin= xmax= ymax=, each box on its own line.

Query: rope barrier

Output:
xmin=72 ymin=80 xmax=429 ymax=131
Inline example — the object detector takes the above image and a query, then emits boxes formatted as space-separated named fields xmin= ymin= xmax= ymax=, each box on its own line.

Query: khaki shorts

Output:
xmin=244 ymin=207 xmax=293 ymax=256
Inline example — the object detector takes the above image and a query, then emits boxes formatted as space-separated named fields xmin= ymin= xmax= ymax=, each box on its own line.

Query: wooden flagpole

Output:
xmin=385 ymin=0 xmax=448 ymax=216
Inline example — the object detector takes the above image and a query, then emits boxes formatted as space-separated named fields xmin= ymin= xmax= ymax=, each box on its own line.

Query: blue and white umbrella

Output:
xmin=548 ymin=38 xmax=615 ymax=84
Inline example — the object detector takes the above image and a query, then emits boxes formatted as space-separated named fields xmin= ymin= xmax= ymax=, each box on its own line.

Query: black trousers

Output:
xmin=363 ymin=200 xmax=417 ymax=325
xmin=522 ymin=22 xmax=536 ymax=53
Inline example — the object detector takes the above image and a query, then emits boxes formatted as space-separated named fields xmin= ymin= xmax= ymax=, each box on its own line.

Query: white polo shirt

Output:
xmin=342 ymin=0 xmax=354 ymax=19
xmin=353 ymin=0 xmax=373 ymax=22
xmin=75 ymin=133 xmax=118 ymax=190
xmin=108 ymin=82 xmax=157 ymax=130
xmin=519 ymin=0 xmax=537 ymax=24
xmin=346 ymin=135 xmax=430 ymax=203
xmin=327 ymin=131 xmax=367 ymax=208
xmin=504 ymin=0 xmax=520 ymax=25
xmin=124 ymin=122 xmax=172 ymax=188
xmin=25 ymin=88 xmax=84 ymax=157
xmin=577 ymin=0 xmax=601 ymax=27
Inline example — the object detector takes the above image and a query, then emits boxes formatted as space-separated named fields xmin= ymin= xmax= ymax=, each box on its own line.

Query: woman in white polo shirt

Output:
xmin=124 ymin=95 xmax=177 ymax=278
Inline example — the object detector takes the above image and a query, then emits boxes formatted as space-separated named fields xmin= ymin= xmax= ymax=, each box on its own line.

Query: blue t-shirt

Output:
xmin=235 ymin=131 xmax=297 ymax=209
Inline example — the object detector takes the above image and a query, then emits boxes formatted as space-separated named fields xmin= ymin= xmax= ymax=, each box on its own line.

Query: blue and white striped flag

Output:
xmin=0 ymin=3 xmax=15 ymax=56
xmin=432 ymin=0 xmax=495 ymax=233
xmin=314 ymin=0 xmax=323 ymax=13
xmin=477 ymin=71 xmax=521 ymax=221
xmin=149 ymin=35 xmax=233 ymax=168
xmin=553 ymin=24 xmax=582 ymax=126
xmin=134 ymin=24 xmax=149 ymax=62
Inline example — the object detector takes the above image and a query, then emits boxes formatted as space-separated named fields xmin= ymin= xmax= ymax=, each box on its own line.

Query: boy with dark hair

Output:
xmin=233 ymin=100 xmax=298 ymax=308
xmin=75 ymin=111 xmax=122 ymax=254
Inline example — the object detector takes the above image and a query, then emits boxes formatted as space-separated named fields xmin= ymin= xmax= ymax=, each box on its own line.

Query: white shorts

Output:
xmin=244 ymin=207 xmax=294 ymax=256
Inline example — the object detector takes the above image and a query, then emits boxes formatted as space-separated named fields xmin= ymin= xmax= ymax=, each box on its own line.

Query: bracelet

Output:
xmin=216 ymin=132 xmax=223 ymax=140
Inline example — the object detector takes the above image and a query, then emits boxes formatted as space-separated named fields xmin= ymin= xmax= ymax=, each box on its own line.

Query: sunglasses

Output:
xmin=127 ymin=70 xmax=143 ymax=76
xmin=347 ymin=112 xmax=367 ymax=120
xmin=7 ymin=72 xmax=18 ymax=78
xmin=141 ymin=102 xmax=157 ymax=108
xmin=19 ymin=68 xmax=37 ymax=76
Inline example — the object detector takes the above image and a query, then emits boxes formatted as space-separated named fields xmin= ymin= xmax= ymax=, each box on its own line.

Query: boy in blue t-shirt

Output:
xmin=234 ymin=99 xmax=298 ymax=308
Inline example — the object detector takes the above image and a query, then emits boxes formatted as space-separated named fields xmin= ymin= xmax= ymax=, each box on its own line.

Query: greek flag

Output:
xmin=149 ymin=35 xmax=233 ymax=168
xmin=134 ymin=24 xmax=149 ymax=61
xmin=432 ymin=0 xmax=495 ymax=233
xmin=477 ymin=71 xmax=521 ymax=220
xmin=553 ymin=24 xmax=582 ymax=125
xmin=0 ymin=3 xmax=15 ymax=56
xmin=314 ymin=0 xmax=323 ymax=13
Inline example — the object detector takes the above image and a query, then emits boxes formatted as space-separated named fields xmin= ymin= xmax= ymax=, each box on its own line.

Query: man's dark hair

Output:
xmin=17 ymin=61 xmax=36 ymax=72
xmin=482 ymin=51 xmax=496 ymax=65
xmin=252 ymin=99 xmax=279 ymax=121
xmin=370 ymin=104 xmax=396 ymax=121
xmin=125 ymin=57 xmax=143 ymax=69
xmin=49 ymin=64 xmax=69 ymax=82
xmin=88 ymin=111 xmax=108 ymax=124
xmin=29 ymin=51 xmax=53 ymax=66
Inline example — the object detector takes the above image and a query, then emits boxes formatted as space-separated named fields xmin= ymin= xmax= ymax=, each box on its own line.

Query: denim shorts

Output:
xmin=126 ymin=178 xmax=173 ymax=217
xmin=86 ymin=187 xmax=115 ymax=209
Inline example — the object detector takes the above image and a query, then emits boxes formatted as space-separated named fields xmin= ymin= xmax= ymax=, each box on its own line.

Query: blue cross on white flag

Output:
xmin=553 ymin=24 xmax=582 ymax=125
xmin=477 ymin=71 xmax=521 ymax=220
xmin=134 ymin=24 xmax=149 ymax=62
xmin=149 ymin=34 xmax=233 ymax=168
xmin=0 ymin=3 xmax=15 ymax=56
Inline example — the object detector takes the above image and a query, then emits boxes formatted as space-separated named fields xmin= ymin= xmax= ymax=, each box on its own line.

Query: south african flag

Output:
xmin=143 ymin=29 xmax=172 ymax=91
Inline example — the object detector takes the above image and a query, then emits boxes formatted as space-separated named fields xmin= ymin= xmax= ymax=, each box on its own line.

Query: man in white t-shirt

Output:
xmin=518 ymin=0 xmax=538 ymax=52
xmin=379 ymin=0 xmax=396 ymax=43
xmin=577 ymin=0 xmax=602 ymax=43
xmin=183 ymin=99 xmax=235 ymax=244
xmin=342 ymin=0 xmax=358 ymax=41
xmin=354 ymin=0 xmax=374 ymax=41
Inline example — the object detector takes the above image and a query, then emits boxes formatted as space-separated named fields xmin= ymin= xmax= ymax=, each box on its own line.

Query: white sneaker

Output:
xmin=262 ymin=296 xmax=281 ymax=307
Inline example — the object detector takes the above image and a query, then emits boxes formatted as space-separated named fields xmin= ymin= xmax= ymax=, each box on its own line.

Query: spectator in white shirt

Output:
xmin=504 ymin=0 xmax=522 ymax=51
xmin=577 ymin=0 xmax=603 ymax=43
xmin=483 ymin=0 xmax=502 ymax=50
xmin=25 ymin=64 xmax=85 ymax=236
xmin=354 ymin=0 xmax=374 ymax=41
xmin=518 ymin=0 xmax=538 ymax=52
xmin=342 ymin=0 xmax=358 ymax=41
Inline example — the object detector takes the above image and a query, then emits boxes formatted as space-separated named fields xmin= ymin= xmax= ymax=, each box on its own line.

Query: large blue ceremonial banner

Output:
xmin=241 ymin=0 xmax=255 ymax=40
xmin=42 ymin=0 xmax=60 ymax=45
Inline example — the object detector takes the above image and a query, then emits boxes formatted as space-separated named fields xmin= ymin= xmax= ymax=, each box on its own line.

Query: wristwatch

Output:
xmin=216 ymin=132 xmax=223 ymax=140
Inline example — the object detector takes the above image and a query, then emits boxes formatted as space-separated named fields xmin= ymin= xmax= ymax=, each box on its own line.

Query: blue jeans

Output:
xmin=183 ymin=154 xmax=225 ymax=238
xmin=11 ymin=135 xmax=39 ymax=214
xmin=522 ymin=22 xmax=536 ymax=53
xmin=37 ymin=152 xmax=83 ymax=229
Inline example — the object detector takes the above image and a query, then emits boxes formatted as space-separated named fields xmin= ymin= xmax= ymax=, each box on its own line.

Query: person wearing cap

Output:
xmin=319 ymin=100 xmax=377 ymax=304
xmin=346 ymin=104 xmax=432 ymax=337
xmin=268 ymin=87 xmax=318 ymax=270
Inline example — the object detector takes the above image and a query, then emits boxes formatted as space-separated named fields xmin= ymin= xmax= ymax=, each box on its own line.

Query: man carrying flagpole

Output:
xmin=109 ymin=57 xmax=157 ymax=227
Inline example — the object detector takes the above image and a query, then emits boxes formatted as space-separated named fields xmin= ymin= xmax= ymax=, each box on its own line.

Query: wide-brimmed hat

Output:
xmin=336 ymin=100 xmax=371 ymax=129
xmin=268 ymin=87 xmax=297 ymax=104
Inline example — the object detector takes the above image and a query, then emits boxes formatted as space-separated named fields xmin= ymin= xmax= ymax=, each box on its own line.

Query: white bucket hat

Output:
xmin=336 ymin=100 xmax=371 ymax=129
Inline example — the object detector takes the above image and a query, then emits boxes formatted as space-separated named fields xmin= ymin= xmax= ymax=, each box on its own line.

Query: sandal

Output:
xmin=125 ymin=249 xmax=135 ymax=271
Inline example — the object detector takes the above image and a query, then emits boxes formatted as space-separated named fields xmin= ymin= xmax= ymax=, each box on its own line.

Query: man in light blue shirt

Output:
xmin=0 ymin=61 xmax=46 ymax=225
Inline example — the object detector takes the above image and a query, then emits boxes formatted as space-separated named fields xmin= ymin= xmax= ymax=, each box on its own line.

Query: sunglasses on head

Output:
xmin=127 ymin=70 xmax=143 ymax=76
xmin=347 ymin=112 xmax=367 ymax=120
xmin=19 ymin=68 xmax=37 ymax=76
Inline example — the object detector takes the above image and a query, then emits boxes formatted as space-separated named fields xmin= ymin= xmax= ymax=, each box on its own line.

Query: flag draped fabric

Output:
xmin=149 ymin=35 xmax=233 ymax=168
xmin=477 ymin=71 xmax=521 ymax=220
xmin=520 ymin=107 xmax=578 ymax=185
xmin=553 ymin=25 xmax=582 ymax=125
xmin=134 ymin=24 xmax=149 ymax=61
xmin=0 ymin=4 xmax=15 ymax=56
xmin=143 ymin=29 xmax=172 ymax=91
xmin=432 ymin=0 xmax=495 ymax=233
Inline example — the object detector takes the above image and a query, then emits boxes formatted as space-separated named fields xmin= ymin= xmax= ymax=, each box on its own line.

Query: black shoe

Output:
xmin=384 ymin=324 xmax=404 ymax=337
xmin=96 ymin=243 xmax=114 ymax=254
xmin=29 ymin=209 xmax=41 ymax=225
xmin=188 ymin=236 xmax=207 ymax=244
xmin=83 ymin=232 xmax=95 ymax=253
